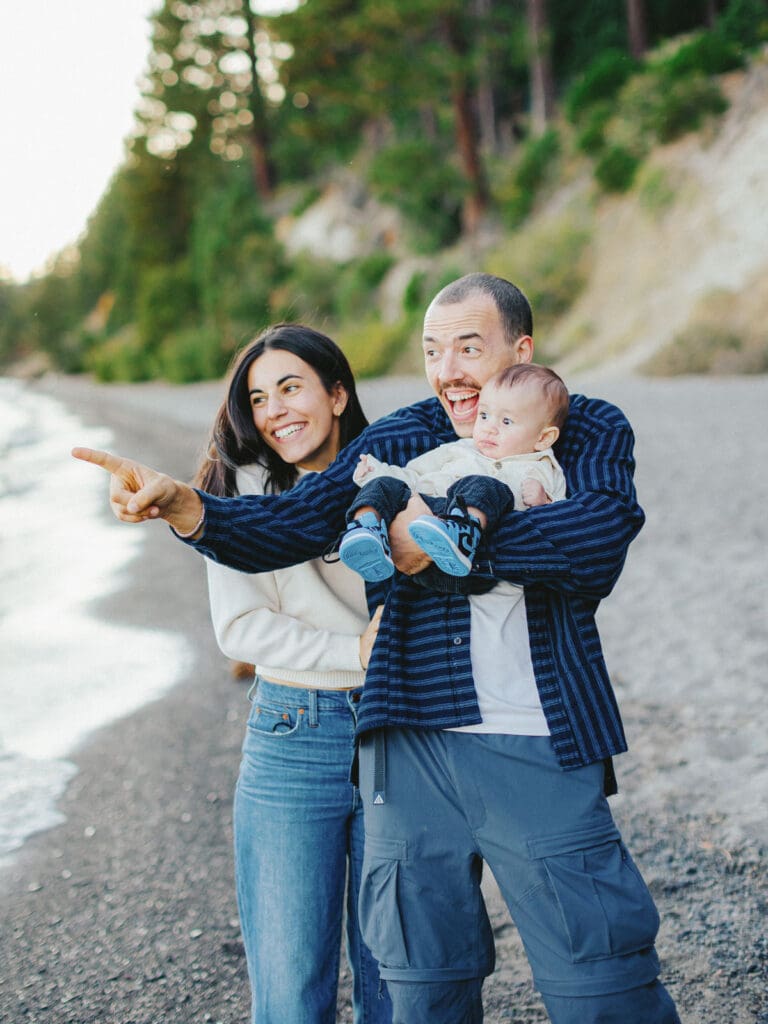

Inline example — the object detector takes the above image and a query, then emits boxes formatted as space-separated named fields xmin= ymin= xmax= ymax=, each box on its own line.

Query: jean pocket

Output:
xmin=359 ymin=834 xmax=409 ymax=970
xmin=247 ymin=703 xmax=299 ymax=737
xmin=528 ymin=824 xmax=660 ymax=964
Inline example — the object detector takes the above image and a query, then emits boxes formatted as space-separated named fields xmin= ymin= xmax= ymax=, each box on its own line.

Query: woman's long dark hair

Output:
xmin=194 ymin=324 xmax=368 ymax=497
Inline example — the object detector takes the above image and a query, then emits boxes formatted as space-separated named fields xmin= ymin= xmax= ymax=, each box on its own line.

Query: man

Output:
xmin=74 ymin=274 xmax=680 ymax=1023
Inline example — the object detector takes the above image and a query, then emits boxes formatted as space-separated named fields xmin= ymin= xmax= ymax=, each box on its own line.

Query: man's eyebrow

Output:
xmin=422 ymin=331 xmax=482 ymax=343
xmin=248 ymin=373 xmax=304 ymax=394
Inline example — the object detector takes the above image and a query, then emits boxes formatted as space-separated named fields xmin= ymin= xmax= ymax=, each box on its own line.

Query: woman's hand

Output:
xmin=359 ymin=605 xmax=384 ymax=669
xmin=71 ymin=447 xmax=204 ymax=535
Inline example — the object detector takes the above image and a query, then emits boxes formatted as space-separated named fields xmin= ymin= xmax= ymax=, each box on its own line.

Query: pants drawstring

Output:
xmin=373 ymin=729 xmax=386 ymax=805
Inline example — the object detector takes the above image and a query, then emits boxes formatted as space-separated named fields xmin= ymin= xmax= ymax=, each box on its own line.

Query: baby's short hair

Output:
xmin=486 ymin=363 xmax=570 ymax=429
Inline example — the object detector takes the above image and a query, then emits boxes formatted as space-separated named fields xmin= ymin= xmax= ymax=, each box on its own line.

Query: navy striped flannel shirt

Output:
xmin=188 ymin=394 xmax=645 ymax=770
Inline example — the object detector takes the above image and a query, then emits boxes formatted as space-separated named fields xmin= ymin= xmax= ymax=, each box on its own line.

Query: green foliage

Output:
xmin=20 ymin=270 xmax=81 ymax=364
xmin=334 ymin=316 xmax=415 ymax=379
xmin=335 ymin=253 xmax=396 ymax=321
xmin=403 ymin=271 xmax=428 ymax=316
xmin=550 ymin=1 xmax=628 ymax=85
xmin=292 ymin=186 xmax=323 ymax=217
xmin=575 ymin=103 xmax=612 ymax=156
xmin=636 ymin=165 xmax=677 ymax=215
xmin=367 ymin=140 xmax=465 ymax=253
xmin=658 ymin=31 xmax=745 ymax=80
xmin=0 ymin=280 xmax=19 ymax=366
xmin=484 ymin=213 xmax=593 ymax=341
xmin=604 ymin=57 xmax=729 ymax=166
xmin=191 ymin=170 xmax=284 ymax=333
xmin=11 ymin=0 xmax=762 ymax=383
xmin=564 ymin=49 xmax=638 ymax=124
xmin=594 ymin=145 xmax=640 ymax=192
xmin=717 ymin=0 xmax=768 ymax=49
xmin=85 ymin=327 xmax=154 ymax=383
xmin=136 ymin=260 xmax=199 ymax=350
xmin=651 ymin=75 xmax=728 ymax=143
xmin=269 ymin=255 xmax=339 ymax=323
xmin=154 ymin=323 xmax=229 ymax=383
xmin=497 ymin=130 xmax=561 ymax=229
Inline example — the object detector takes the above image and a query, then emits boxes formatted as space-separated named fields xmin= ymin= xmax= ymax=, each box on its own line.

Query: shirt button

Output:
xmin=494 ymin=462 xmax=502 ymax=470
xmin=453 ymin=636 xmax=463 ymax=645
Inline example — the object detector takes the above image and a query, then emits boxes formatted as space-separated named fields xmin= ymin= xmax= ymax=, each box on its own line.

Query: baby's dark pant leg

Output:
xmin=446 ymin=475 xmax=515 ymax=532
xmin=347 ymin=477 xmax=412 ymax=527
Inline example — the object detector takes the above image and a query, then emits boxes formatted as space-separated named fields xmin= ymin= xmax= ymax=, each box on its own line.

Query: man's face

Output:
xmin=422 ymin=293 xmax=532 ymax=437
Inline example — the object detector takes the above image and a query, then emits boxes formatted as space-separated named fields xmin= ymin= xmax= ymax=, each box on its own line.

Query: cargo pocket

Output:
xmin=359 ymin=834 xmax=409 ymax=970
xmin=528 ymin=823 xmax=660 ymax=963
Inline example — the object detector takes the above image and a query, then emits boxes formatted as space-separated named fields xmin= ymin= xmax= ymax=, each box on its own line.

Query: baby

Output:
xmin=340 ymin=363 xmax=569 ymax=580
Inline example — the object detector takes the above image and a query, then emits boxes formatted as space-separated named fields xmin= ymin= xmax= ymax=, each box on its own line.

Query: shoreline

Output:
xmin=1 ymin=371 xmax=766 ymax=1023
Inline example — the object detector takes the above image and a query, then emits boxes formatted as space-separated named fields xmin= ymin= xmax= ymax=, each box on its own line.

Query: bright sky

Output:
xmin=0 ymin=1 xmax=158 ymax=282
xmin=0 ymin=0 xmax=295 ymax=284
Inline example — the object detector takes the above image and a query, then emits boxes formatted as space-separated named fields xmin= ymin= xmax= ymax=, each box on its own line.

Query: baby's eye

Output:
xmin=502 ymin=418 xmax=512 ymax=426
xmin=478 ymin=411 xmax=487 ymax=420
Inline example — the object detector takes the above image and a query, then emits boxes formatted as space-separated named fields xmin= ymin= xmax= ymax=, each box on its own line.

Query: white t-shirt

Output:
xmin=456 ymin=583 xmax=550 ymax=735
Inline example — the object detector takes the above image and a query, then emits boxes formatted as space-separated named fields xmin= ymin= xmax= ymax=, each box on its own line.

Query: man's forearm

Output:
xmin=488 ymin=492 xmax=644 ymax=598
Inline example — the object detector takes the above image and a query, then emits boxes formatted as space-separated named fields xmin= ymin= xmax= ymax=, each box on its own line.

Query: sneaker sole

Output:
xmin=408 ymin=520 xmax=472 ymax=576
xmin=339 ymin=533 xmax=394 ymax=582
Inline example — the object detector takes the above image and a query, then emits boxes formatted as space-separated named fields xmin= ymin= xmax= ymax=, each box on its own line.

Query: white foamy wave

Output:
xmin=0 ymin=378 xmax=192 ymax=862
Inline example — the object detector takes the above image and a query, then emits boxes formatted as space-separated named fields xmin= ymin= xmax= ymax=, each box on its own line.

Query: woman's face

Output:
xmin=247 ymin=348 xmax=348 ymax=472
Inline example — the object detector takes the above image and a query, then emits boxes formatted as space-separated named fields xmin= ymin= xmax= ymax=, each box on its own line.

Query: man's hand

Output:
xmin=71 ymin=447 xmax=204 ymax=535
xmin=521 ymin=478 xmax=550 ymax=508
xmin=359 ymin=605 xmax=384 ymax=669
xmin=388 ymin=493 xmax=433 ymax=575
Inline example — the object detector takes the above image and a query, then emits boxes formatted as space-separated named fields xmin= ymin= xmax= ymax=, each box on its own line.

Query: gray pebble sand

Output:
xmin=1 ymin=372 xmax=765 ymax=1023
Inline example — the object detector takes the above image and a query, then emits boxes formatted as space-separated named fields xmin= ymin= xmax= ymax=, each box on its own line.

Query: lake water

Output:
xmin=0 ymin=378 xmax=191 ymax=866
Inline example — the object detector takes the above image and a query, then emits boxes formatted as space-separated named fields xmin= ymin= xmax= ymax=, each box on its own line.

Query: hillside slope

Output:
xmin=552 ymin=54 xmax=768 ymax=376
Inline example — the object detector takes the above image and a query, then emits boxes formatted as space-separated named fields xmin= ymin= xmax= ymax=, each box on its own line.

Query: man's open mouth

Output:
xmin=443 ymin=388 xmax=479 ymax=422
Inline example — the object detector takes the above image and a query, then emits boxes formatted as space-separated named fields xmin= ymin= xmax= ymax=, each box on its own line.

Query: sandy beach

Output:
xmin=1 ymin=371 xmax=766 ymax=1023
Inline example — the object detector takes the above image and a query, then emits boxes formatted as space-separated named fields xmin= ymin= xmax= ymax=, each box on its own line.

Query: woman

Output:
xmin=195 ymin=324 xmax=390 ymax=1024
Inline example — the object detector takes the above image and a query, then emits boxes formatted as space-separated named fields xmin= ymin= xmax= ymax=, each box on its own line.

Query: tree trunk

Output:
xmin=526 ymin=0 xmax=555 ymax=136
xmin=626 ymin=0 xmax=648 ymax=60
xmin=704 ymin=0 xmax=719 ymax=28
xmin=440 ymin=12 xmax=489 ymax=234
xmin=473 ymin=0 xmax=497 ymax=153
xmin=242 ymin=1 xmax=275 ymax=200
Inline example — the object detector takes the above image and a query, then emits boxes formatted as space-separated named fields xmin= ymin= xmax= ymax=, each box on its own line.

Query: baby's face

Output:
xmin=472 ymin=382 xmax=553 ymax=459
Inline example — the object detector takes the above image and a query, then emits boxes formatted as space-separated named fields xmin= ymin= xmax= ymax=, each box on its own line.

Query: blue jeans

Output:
xmin=234 ymin=679 xmax=391 ymax=1024
xmin=358 ymin=729 xmax=680 ymax=1024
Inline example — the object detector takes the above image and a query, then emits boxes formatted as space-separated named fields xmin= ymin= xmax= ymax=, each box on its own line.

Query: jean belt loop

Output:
xmin=308 ymin=688 xmax=319 ymax=728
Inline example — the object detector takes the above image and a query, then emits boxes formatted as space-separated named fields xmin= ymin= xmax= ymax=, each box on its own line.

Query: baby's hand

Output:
xmin=357 ymin=454 xmax=373 ymax=479
xmin=521 ymin=478 xmax=550 ymax=507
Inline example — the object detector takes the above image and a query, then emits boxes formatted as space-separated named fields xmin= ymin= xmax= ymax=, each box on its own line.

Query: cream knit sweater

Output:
xmin=205 ymin=464 xmax=368 ymax=689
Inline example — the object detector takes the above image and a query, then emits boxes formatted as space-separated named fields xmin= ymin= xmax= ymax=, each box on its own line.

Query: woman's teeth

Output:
xmin=275 ymin=424 xmax=304 ymax=439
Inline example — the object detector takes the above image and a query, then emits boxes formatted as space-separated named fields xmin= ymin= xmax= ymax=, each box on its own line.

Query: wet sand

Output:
xmin=1 ymin=371 xmax=766 ymax=1023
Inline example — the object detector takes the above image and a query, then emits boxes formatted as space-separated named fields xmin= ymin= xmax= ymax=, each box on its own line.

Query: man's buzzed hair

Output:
xmin=431 ymin=273 xmax=533 ymax=345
